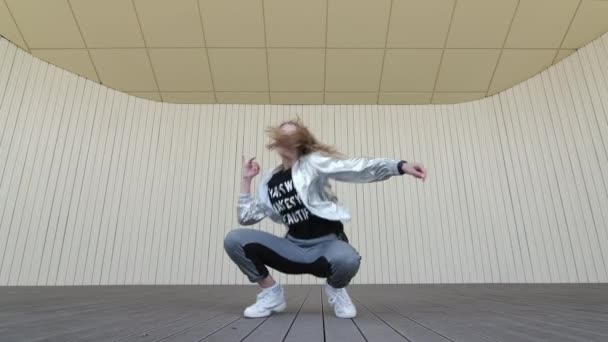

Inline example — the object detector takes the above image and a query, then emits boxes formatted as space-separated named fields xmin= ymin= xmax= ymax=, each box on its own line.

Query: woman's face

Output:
xmin=275 ymin=123 xmax=299 ymax=161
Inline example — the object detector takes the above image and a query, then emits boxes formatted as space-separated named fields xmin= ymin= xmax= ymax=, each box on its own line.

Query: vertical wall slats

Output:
xmin=154 ymin=102 xmax=171 ymax=284
xmin=103 ymin=93 xmax=137 ymax=285
xmin=140 ymin=99 xmax=158 ymax=284
xmin=1 ymin=34 xmax=608 ymax=284
xmin=8 ymin=62 xmax=51 ymax=285
xmin=0 ymin=40 xmax=16 ymax=103
xmin=0 ymin=50 xmax=31 ymax=260
xmin=436 ymin=105 xmax=458 ymax=282
xmin=549 ymin=66 xmax=599 ymax=282
xmin=114 ymin=97 xmax=144 ymax=284
xmin=566 ymin=58 xmax=608 ymax=282
xmin=92 ymin=90 xmax=126 ymax=284
xmin=473 ymin=100 xmax=502 ymax=282
xmin=516 ymin=83 xmax=559 ymax=282
xmin=63 ymin=79 xmax=103 ymax=285
xmin=464 ymin=101 xmax=492 ymax=282
xmin=527 ymin=78 xmax=574 ymax=282
xmin=193 ymin=104 xmax=211 ymax=284
xmin=32 ymin=68 xmax=74 ymax=284
xmin=28 ymin=70 xmax=72 ymax=285
xmin=369 ymin=104 xmax=387 ymax=284
xmin=44 ymin=76 xmax=87 ymax=286
xmin=489 ymin=97 xmax=524 ymax=282
xmin=1 ymin=57 xmax=42 ymax=285
xmin=218 ymin=103 xmax=232 ymax=285
xmin=202 ymin=105 xmax=219 ymax=284
xmin=160 ymin=103 xmax=183 ymax=284
xmin=507 ymin=87 xmax=547 ymax=282
xmin=385 ymin=105 xmax=402 ymax=283
xmin=543 ymin=70 xmax=589 ymax=282
xmin=180 ymin=104 xmax=198 ymax=284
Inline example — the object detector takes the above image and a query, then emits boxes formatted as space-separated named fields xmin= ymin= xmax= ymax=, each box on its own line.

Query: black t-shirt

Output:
xmin=267 ymin=167 xmax=343 ymax=239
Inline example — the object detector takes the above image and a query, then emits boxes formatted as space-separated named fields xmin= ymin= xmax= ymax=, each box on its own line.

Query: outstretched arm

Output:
xmin=309 ymin=153 xmax=427 ymax=183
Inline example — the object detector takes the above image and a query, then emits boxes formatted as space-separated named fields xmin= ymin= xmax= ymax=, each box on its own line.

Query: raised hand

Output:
xmin=242 ymin=155 xmax=261 ymax=180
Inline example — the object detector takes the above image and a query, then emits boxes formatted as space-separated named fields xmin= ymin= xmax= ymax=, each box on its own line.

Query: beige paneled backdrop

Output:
xmin=0 ymin=34 xmax=607 ymax=286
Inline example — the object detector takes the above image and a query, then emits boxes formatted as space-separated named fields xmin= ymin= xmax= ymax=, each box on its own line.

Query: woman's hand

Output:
xmin=402 ymin=162 xmax=427 ymax=182
xmin=242 ymin=156 xmax=261 ymax=180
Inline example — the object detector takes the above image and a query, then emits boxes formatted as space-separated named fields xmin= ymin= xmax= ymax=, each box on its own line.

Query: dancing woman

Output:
xmin=224 ymin=119 xmax=427 ymax=318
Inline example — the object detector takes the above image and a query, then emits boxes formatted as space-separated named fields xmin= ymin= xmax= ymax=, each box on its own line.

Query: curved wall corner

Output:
xmin=0 ymin=34 xmax=607 ymax=285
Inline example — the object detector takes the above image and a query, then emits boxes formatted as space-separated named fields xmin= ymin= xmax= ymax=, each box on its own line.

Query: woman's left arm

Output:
xmin=309 ymin=153 xmax=427 ymax=183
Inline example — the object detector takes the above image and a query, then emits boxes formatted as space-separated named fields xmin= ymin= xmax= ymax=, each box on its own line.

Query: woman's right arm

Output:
xmin=237 ymin=157 xmax=267 ymax=226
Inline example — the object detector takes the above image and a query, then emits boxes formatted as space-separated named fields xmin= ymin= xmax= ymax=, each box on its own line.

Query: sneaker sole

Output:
xmin=244 ymin=302 xmax=287 ymax=318
xmin=272 ymin=302 xmax=287 ymax=313
xmin=335 ymin=312 xmax=357 ymax=319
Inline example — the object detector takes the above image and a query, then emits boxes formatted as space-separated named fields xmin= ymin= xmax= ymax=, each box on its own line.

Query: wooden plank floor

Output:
xmin=1 ymin=284 xmax=607 ymax=342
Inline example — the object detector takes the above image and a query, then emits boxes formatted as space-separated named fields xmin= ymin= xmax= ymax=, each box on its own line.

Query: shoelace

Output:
xmin=253 ymin=290 xmax=275 ymax=308
xmin=328 ymin=288 xmax=352 ymax=307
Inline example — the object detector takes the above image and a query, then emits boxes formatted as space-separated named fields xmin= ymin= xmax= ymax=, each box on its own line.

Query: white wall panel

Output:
xmin=1 ymin=34 xmax=607 ymax=285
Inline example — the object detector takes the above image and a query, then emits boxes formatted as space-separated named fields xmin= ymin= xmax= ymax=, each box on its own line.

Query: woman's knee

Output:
xmin=329 ymin=244 xmax=361 ymax=275
xmin=337 ymin=252 xmax=361 ymax=274
xmin=224 ymin=228 xmax=248 ymax=252
xmin=326 ymin=245 xmax=361 ymax=288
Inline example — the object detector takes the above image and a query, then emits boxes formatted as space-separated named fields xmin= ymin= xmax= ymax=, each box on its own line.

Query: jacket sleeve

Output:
xmin=308 ymin=152 xmax=403 ymax=183
xmin=237 ymin=193 xmax=267 ymax=225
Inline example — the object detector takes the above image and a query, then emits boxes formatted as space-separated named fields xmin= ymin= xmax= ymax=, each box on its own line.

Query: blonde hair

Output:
xmin=265 ymin=118 xmax=342 ymax=158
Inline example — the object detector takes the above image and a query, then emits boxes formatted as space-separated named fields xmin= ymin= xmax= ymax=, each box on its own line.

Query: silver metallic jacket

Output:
xmin=237 ymin=152 xmax=403 ymax=226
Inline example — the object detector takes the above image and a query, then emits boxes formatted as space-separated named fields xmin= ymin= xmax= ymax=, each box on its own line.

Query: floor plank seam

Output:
xmin=139 ymin=312 xmax=226 ymax=342
xmin=321 ymin=288 xmax=326 ymax=342
xmin=352 ymin=298 xmax=412 ymax=342
xmin=281 ymin=286 xmax=313 ymax=342
xmin=196 ymin=315 xmax=242 ymax=341
xmin=383 ymin=302 xmax=479 ymax=342
xmin=350 ymin=317 xmax=369 ymax=342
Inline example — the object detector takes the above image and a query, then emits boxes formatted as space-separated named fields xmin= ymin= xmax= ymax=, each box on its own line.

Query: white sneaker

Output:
xmin=325 ymin=284 xmax=357 ymax=318
xmin=243 ymin=284 xmax=286 ymax=318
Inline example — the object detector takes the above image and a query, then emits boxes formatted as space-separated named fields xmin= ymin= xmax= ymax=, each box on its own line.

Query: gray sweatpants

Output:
xmin=224 ymin=228 xmax=361 ymax=288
